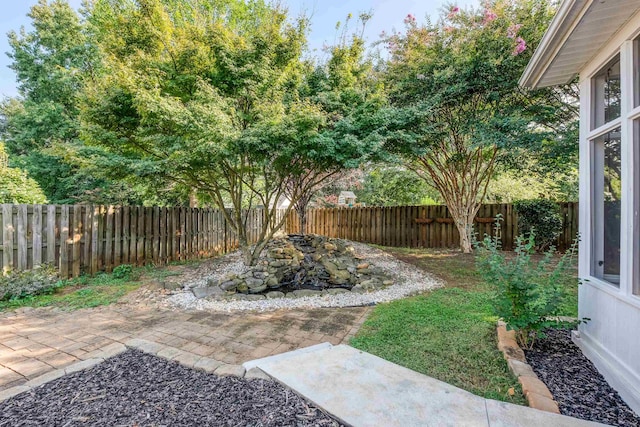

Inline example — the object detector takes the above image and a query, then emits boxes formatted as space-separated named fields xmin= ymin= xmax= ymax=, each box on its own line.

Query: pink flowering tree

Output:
xmin=375 ymin=0 xmax=577 ymax=253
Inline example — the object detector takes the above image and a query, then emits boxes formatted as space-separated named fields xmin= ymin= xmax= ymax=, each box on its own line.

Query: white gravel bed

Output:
xmin=163 ymin=241 xmax=443 ymax=312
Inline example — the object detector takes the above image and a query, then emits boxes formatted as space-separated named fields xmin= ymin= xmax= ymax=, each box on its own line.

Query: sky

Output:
xmin=0 ymin=0 xmax=478 ymax=98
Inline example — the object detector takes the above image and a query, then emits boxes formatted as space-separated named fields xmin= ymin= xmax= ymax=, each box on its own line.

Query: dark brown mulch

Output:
xmin=0 ymin=349 xmax=343 ymax=426
xmin=525 ymin=329 xmax=640 ymax=427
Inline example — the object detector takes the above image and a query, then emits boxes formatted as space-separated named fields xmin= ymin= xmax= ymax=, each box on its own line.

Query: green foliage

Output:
xmin=81 ymin=0 xmax=380 ymax=263
xmin=1 ymin=0 xmax=177 ymax=205
xmin=484 ymin=169 xmax=578 ymax=203
xmin=364 ymin=0 xmax=577 ymax=252
xmin=355 ymin=166 xmax=439 ymax=206
xmin=475 ymin=218 xmax=578 ymax=349
xmin=0 ymin=143 xmax=47 ymax=204
xmin=112 ymin=264 xmax=134 ymax=280
xmin=514 ymin=199 xmax=563 ymax=251
xmin=0 ymin=265 xmax=60 ymax=301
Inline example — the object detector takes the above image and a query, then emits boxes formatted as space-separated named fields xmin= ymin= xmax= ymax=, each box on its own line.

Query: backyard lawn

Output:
xmin=350 ymin=247 xmax=579 ymax=405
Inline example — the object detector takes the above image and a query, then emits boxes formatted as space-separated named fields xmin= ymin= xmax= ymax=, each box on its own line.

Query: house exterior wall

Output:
xmin=576 ymin=11 xmax=640 ymax=414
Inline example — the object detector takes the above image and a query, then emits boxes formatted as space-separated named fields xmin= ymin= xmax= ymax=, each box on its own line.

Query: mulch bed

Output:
xmin=525 ymin=329 xmax=640 ymax=427
xmin=0 ymin=349 xmax=343 ymax=426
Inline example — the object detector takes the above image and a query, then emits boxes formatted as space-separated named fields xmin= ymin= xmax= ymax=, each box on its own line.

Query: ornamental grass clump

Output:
xmin=475 ymin=216 xmax=578 ymax=349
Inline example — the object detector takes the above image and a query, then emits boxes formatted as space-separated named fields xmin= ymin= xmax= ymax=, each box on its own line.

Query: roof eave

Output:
xmin=519 ymin=0 xmax=591 ymax=88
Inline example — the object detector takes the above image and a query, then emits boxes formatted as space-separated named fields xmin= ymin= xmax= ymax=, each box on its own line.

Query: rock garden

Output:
xmin=163 ymin=235 xmax=441 ymax=312
xmin=197 ymin=234 xmax=394 ymax=300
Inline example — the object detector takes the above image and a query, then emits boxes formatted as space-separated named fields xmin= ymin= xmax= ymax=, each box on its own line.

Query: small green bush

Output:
xmin=475 ymin=217 xmax=578 ymax=349
xmin=0 ymin=266 xmax=61 ymax=301
xmin=513 ymin=199 xmax=563 ymax=252
xmin=112 ymin=264 xmax=134 ymax=280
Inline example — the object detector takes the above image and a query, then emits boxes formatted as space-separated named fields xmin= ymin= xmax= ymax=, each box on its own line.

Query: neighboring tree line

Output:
xmin=1 ymin=0 xmax=578 ymax=259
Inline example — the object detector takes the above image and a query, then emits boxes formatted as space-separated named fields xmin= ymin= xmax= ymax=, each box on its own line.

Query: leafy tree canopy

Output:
xmin=81 ymin=0 xmax=380 ymax=264
xmin=0 ymin=143 xmax=47 ymax=204
xmin=365 ymin=0 xmax=577 ymax=252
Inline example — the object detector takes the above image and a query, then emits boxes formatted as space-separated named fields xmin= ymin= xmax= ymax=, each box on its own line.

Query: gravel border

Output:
xmin=163 ymin=241 xmax=443 ymax=312
xmin=525 ymin=329 xmax=640 ymax=426
xmin=0 ymin=349 xmax=343 ymax=426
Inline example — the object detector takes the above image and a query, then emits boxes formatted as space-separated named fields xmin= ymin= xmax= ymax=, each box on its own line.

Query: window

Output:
xmin=635 ymin=120 xmax=640 ymax=295
xmin=592 ymin=128 xmax=622 ymax=286
xmin=592 ymin=55 xmax=621 ymax=129
xmin=635 ymin=37 xmax=640 ymax=108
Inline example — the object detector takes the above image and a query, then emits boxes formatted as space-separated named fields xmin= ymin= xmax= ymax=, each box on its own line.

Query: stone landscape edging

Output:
xmin=0 ymin=338 xmax=271 ymax=404
xmin=496 ymin=321 xmax=561 ymax=414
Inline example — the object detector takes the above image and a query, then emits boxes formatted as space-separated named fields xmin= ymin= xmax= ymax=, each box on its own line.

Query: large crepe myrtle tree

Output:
xmin=374 ymin=0 xmax=577 ymax=253
xmin=81 ymin=0 xmax=375 ymax=265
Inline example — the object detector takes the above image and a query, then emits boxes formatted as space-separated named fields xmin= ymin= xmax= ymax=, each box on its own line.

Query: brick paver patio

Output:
xmin=0 ymin=304 xmax=370 ymax=391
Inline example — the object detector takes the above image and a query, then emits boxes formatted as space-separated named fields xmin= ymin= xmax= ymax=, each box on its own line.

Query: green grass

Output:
xmin=350 ymin=247 xmax=579 ymax=405
xmin=0 ymin=260 xmax=199 ymax=312
xmin=0 ymin=270 xmax=142 ymax=311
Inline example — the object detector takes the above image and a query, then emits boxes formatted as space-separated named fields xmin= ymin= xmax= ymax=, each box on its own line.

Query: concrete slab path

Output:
xmin=0 ymin=305 xmax=370 ymax=391
xmin=248 ymin=344 xmax=608 ymax=427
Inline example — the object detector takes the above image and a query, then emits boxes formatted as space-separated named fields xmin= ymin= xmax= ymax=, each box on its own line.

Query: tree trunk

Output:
xmin=450 ymin=206 xmax=480 ymax=254
xmin=455 ymin=219 xmax=474 ymax=253
xmin=298 ymin=209 xmax=307 ymax=235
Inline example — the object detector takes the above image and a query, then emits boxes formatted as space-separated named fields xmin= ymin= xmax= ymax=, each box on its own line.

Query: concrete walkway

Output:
xmin=0 ymin=304 xmax=370 ymax=391
xmin=246 ymin=344 xmax=608 ymax=427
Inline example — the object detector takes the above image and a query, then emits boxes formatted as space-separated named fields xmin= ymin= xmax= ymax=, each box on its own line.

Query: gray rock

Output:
xmin=245 ymin=277 xmax=264 ymax=288
xmin=332 ymin=270 xmax=351 ymax=281
xmin=192 ymin=287 xmax=225 ymax=299
xmin=236 ymin=282 xmax=248 ymax=293
xmin=266 ymin=277 xmax=280 ymax=288
xmin=248 ymin=284 xmax=267 ymax=294
xmin=330 ymin=277 xmax=349 ymax=285
xmin=253 ymin=271 xmax=269 ymax=279
xmin=266 ymin=291 xmax=285 ymax=299
xmin=351 ymin=285 xmax=367 ymax=294
xmin=324 ymin=243 xmax=337 ymax=251
xmin=326 ymin=288 xmax=350 ymax=295
xmin=219 ymin=281 xmax=237 ymax=292
xmin=382 ymin=280 xmax=394 ymax=286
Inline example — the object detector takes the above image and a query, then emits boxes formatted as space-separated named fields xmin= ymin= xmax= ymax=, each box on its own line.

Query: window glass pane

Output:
xmin=592 ymin=128 xmax=621 ymax=286
xmin=592 ymin=55 xmax=621 ymax=129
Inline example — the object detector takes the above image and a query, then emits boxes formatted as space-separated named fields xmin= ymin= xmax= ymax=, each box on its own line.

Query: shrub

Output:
xmin=0 ymin=266 xmax=61 ymax=301
xmin=475 ymin=217 xmax=578 ymax=349
xmin=112 ymin=264 xmax=134 ymax=280
xmin=513 ymin=199 xmax=563 ymax=252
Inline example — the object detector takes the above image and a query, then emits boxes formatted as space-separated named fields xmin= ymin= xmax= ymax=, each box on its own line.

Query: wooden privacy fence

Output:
xmin=1 ymin=204 xmax=265 ymax=278
xmin=283 ymin=203 xmax=579 ymax=251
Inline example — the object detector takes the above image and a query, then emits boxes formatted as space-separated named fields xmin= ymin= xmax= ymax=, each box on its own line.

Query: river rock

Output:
xmin=219 ymin=281 xmax=237 ymax=292
xmin=245 ymin=278 xmax=264 ymax=289
xmin=292 ymin=289 xmax=323 ymax=298
xmin=266 ymin=291 xmax=285 ymax=299
xmin=248 ymin=284 xmax=267 ymax=294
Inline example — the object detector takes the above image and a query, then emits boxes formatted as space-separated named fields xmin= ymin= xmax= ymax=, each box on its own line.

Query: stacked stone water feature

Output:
xmin=200 ymin=235 xmax=394 ymax=300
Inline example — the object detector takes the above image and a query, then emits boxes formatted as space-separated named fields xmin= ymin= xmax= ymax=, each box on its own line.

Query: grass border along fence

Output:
xmin=283 ymin=203 xmax=578 ymax=252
